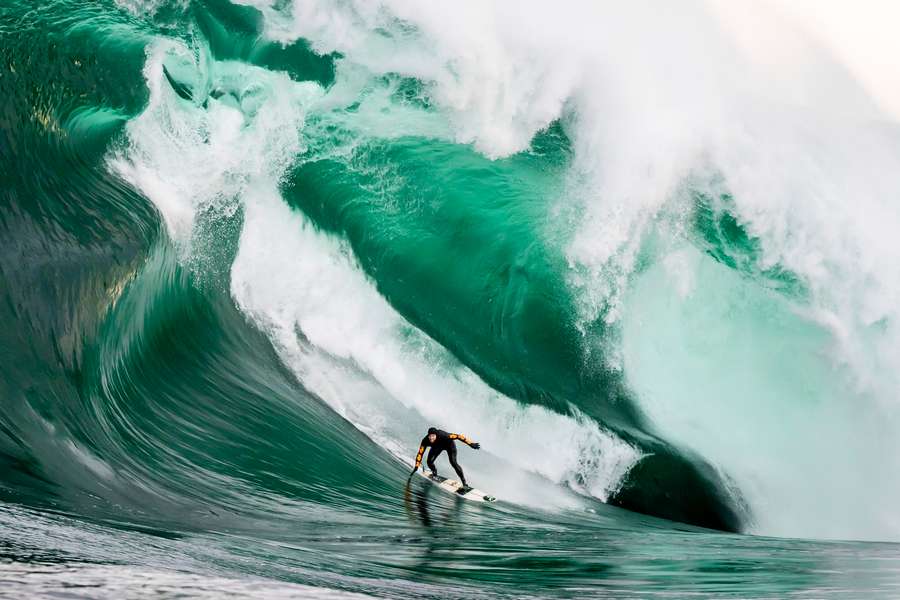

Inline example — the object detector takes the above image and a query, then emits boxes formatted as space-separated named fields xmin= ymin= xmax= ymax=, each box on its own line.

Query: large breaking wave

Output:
xmin=4 ymin=2 xmax=900 ymax=596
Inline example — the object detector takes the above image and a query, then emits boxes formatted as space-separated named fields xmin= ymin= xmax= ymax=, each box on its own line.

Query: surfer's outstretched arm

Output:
xmin=449 ymin=433 xmax=481 ymax=450
xmin=411 ymin=439 xmax=427 ymax=475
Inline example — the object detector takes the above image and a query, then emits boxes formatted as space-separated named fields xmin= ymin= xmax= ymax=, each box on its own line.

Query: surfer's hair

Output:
xmin=427 ymin=427 xmax=438 ymax=435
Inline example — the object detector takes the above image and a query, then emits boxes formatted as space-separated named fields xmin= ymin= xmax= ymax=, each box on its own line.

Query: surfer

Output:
xmin=411 ymin=427 xmax=480 ymax=492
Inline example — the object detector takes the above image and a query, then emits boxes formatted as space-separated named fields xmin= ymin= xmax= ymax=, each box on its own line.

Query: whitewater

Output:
xmin=3 ymin=0 xmax=900 ymax=597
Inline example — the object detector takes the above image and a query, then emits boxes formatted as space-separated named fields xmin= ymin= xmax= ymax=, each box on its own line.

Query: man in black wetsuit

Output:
xmin=411 ymin=427 xmax=480 ymax=492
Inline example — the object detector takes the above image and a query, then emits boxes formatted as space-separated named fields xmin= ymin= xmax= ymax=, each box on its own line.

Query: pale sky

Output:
xmin=715 ymin=0 xmax=900 ymax=121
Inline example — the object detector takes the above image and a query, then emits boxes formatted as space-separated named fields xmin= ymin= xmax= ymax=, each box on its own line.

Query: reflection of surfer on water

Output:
xmin=403 ymin=479 xmax=433 ymax=528
xmin=403 ymin=479 xmax=464 ymax=571
xmin=410 ymin=427 xmax=480 ymax=491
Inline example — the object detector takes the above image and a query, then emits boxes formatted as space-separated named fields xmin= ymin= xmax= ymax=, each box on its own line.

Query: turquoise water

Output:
xmin=3 ymin=1 xmax=900 ymax=597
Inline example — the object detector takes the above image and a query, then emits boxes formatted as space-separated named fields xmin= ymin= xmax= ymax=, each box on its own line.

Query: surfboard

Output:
xmin=418 ymin=471 xmax=496 ymax=502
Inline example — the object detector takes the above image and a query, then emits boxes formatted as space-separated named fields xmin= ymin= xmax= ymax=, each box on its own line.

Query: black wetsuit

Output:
xmin=414 ymin=428 xmax=478 ymax=487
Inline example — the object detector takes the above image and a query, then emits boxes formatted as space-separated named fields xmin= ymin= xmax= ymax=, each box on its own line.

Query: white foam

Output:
xmin=110 ymin=40 xmax=320 ymax=248
xmin=620 ymin=244 xmax=900 ymax=540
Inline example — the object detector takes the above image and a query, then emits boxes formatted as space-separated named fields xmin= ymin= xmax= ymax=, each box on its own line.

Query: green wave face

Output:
xmin=3 ymin=0 xmax=900 ymax=597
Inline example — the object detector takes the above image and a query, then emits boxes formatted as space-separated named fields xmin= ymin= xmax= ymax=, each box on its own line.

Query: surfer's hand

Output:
xmin=471 ymin=442 xmax=481 ymax=450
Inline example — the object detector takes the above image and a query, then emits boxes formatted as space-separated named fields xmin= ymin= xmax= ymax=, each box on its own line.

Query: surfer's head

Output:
xmin=427 ymin=427 xmax=437 ymax=443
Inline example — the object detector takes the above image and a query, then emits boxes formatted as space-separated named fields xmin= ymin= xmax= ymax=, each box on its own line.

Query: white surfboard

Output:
xmin=417 ymin=471 xmax=496 ymax=502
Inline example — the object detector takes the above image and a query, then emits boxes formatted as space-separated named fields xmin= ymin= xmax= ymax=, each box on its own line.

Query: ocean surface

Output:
xmin=3 ymin=1 xmax=900 ymax=597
